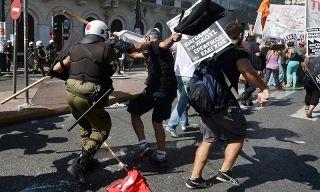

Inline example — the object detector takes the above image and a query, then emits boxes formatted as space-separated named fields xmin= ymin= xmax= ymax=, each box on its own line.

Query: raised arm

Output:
xmin=159 ymin=33 xmax=182 ymax=50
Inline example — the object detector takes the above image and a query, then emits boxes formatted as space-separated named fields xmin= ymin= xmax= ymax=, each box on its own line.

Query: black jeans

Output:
xmin=242 ymin=82 xmax=256 ymax=100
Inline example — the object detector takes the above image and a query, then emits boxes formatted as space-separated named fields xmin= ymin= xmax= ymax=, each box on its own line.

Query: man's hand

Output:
xmin=257 ymin=89 xmax=269 ymax=105
xmin=172 ymin=33 xmax=182 ymax=42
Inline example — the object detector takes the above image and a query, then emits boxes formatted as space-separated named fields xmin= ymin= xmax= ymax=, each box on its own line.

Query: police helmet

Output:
xmin=85 ymin=20 xmax=109 ymax=40
xmin=36 ymin=41 xmax=43 ymax=47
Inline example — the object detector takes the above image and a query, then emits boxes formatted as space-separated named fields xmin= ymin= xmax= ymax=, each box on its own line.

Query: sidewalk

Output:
xmin=0 ymin=70 xmax=147 ymax=127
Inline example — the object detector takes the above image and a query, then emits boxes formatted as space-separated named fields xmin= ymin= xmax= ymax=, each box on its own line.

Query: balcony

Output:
xmin=162 ymin=0 xmax=174 ymax=6
xmin=181 ymin=0 xmax=193 ymax=8
xmin=137 ymin=0 xmax=194 ymax=8
xmin=142 ymin=0 xmax=156 ymax=3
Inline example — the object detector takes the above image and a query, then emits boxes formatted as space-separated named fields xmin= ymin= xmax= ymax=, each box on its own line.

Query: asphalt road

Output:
xmin=0 ymin=88 xmax=319 ymax=192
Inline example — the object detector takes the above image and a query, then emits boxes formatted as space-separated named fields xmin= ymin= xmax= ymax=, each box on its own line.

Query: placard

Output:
xmin=306 ymin=0 xmax=320 ymax=56
xmin=167 ymin=0 xmax=231 ymax=64
xmin=263 ymin=4 xmax=305 ymax=40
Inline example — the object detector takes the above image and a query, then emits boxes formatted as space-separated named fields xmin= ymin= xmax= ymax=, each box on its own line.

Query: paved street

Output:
xmin=0 ymin=87 xmax=319 ymax=192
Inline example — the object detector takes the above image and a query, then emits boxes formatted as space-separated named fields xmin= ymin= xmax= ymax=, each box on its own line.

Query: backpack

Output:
xmin=187 ymin=46 xmax=240 ymax=114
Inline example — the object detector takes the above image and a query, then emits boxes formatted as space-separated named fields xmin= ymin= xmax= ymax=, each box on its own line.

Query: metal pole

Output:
xmin=13 ymin=20 xmax=18 ymax=94
xmin=23 ymin=0 xmax=29 ymax=104
xmin=0 ymin=0 xmax=6 ymax=73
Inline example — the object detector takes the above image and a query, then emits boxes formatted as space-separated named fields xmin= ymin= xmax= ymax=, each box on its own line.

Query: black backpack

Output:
xmin=188 ymin=46 xmax=239 ymax=114
xmin=174 ymin=0 xmax=225 ymax=36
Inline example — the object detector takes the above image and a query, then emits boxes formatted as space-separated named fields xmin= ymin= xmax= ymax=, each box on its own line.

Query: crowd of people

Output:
xmin=240 ymin=31 xmax=307 ymax=106
xmin=47 ymin=17 xmax=319 ymax=189
xmin=28 ymin=40 xmax=57 ymax=76
xmin=1 ymin=39 xmax=57 ymax=77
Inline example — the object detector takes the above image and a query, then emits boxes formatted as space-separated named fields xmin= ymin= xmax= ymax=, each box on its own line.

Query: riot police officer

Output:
xmin=34 ymin=41 xmax=46 ymax=76
xmin=28 ymin=42 xmax=35 ymax=71
xmin=46 ymin=39 xmax=57 ymax=68
xmin=4 ymin=40 xmax=13 ymax=72
xmin=52 ymin=20 xmax=152 ymax=183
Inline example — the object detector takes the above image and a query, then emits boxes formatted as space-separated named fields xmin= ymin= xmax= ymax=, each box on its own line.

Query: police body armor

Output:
xmin=34 ymin=47 xmax=46 ymax=63
xmin=69 ymin=40 xmax=112 ymax=88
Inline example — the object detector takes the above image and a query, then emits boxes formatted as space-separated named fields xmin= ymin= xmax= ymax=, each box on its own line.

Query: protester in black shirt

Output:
xmin=127 ymin=28 xmax=181 ymax=167
xmin=186 ymin=21 xmax=269 ymax=189
xmin=240 ymin=36 xmax=265 ymax=106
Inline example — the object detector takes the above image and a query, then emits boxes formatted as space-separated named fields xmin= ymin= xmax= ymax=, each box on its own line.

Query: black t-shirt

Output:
xmin=145 ymin=41 xmax=177 ymax=96
xmin=261 ymin=46 xmax=270 ymax=58
xmin=218 ymin=45 xmax=250 ymax=100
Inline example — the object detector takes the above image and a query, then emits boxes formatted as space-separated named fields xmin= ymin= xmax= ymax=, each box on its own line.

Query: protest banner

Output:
xmin=257 ymin=4 xmax=304 ymax=42
xmin=167 ymin=0 xmax=231 ymax=64
xmin=306 ymin=0 xmax=320 ymax=56
xmin=253 ymin=12 xmax=263 ymax=37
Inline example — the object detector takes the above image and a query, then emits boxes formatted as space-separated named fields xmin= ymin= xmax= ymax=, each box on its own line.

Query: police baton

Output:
xmin=67 ymin=88 xmax=114 ymax=132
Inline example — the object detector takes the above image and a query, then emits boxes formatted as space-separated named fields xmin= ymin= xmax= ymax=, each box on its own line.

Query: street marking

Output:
xmin=290 ymin=106 xmax=320 ymax=121
xmin=240 ymin=89 xmax=296 ymax=111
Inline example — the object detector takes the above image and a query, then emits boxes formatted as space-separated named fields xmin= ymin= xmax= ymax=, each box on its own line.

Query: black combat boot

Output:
xmin=67 ymin=149 xmax=92 ymax=183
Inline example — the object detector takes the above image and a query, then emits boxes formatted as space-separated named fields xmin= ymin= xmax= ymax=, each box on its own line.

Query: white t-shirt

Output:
xmin=173 ymin=43 xmax=196 ymax=77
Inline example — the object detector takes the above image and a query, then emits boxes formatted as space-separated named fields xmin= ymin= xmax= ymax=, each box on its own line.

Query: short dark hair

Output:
xmin=145 ymin=28 xmax=160 ymax=40
xmin=225 ymin=21 xmax=245 ymax=40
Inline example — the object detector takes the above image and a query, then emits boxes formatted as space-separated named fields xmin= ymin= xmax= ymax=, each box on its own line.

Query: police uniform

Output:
xmin=4 ymin=43 xmax=13 ymax=72
xmin=27 ymin=46 xmax=35 ymax=70
xmin=46 ymin=43 xmax=57 ymax=68
xmin=34 ymin=46 xmax=46 ymax=76
xmin=65 ymin=34 xmax=133 ymax=182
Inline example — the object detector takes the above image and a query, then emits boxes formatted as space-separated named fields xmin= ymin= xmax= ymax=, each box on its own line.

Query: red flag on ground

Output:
xmin=106 ymin=168 xmax=152 ymax=192
xmin=257 ymin=0 xmax=271 ymax=30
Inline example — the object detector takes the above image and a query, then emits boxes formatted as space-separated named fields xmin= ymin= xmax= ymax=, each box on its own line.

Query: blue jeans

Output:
xmin=167 ymin=76 xmax=190 ymax=131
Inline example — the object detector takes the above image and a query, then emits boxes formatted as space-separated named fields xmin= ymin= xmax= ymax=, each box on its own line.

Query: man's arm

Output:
xmin=131 ymin=41 xmax=153 ymax=52
xmin=126 ymin=52 xmax=146 ymax=60
xmin=110 ymin=38 xmax=152 ymax=53
xmin=53 ymin=56 xmax=71 ymax=73
xmin=236 ymin=58 xmax=269 ymax=103
xmin=159 ymin=33 xmax=182 ymax=50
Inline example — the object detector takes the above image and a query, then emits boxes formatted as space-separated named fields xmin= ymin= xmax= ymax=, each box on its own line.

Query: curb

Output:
xmin=0 ymin=92 xmax=139 ymax=127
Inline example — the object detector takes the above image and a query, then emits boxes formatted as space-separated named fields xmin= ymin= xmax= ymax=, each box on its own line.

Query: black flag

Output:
xmin=174 ymin=0 xmax=225 ymax=36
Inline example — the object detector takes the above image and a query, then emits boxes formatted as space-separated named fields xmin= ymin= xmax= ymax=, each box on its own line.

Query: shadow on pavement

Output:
xmin=0 ymin=116 xmax=68 ymax=155
xmin=0 ymin=152 xmax=124 ymax=192
xmin=246 ymin=121 xmax=301 ymax=144
xmin=228 ymin=146 xmax=320 ymax=191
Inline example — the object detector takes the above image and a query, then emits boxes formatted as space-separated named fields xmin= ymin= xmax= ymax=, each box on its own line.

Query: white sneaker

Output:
xmin=165 ymin=125 xmax=178 ymax=138
xmin=181 ymin=125 xmax=187 ymax=131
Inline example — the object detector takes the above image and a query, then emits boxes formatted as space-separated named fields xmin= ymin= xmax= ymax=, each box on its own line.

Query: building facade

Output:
xmin=4 ymin=0 xmax=195 ymax=52
xmin=4 ymin=0 xmax=294 ymax=52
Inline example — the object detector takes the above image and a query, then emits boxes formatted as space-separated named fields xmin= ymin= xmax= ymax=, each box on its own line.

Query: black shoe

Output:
xmin=186 ymin=177 xmax=212 ymax=189
xmin=216 ymin=170 xmax=239 ymax=186
xmin=68 ymin=158 xmax=86 ymax=183
xmin=149 ymin=153 xmax=169 ymax=168
xmin=67 ymin=150 xmax=92 ymax=183
xmin=85 ymin=158 xmax=100 ymax=171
